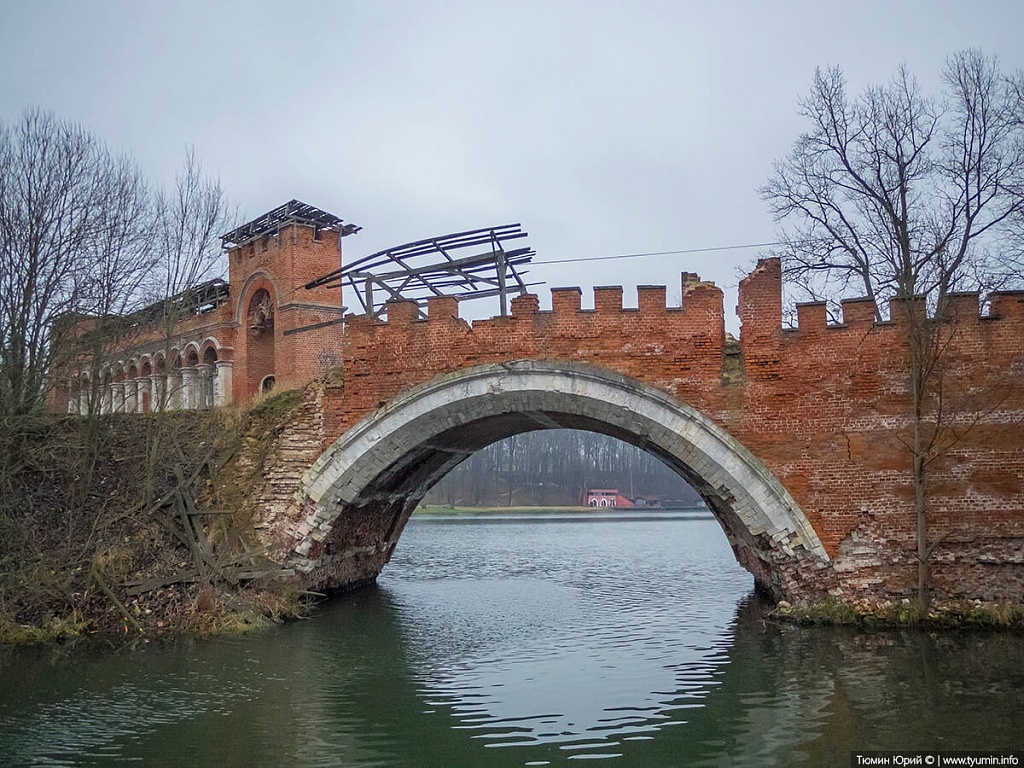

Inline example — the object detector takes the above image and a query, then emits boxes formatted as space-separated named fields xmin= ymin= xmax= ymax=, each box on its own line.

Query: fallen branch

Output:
xmin=90 ymin=563 xmax=144 ymax=633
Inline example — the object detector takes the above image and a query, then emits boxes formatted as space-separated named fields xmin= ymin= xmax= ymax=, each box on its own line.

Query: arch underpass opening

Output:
xmin=420 ymin=428 xmax=705 ymax=510
xmin=283 ymin=362 xmax=833 ymax=601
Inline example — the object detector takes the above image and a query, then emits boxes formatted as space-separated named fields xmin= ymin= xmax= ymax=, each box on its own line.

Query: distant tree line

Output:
xmin=422 ymin=429 xmax=703 ymax=508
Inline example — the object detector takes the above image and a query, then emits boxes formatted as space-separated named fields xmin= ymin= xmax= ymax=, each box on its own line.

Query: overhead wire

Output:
xmin=532 ymin=242 xmax=782 ymax=266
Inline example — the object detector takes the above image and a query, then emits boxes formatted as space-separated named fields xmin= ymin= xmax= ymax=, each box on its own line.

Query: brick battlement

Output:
xmin=340 ymin=256 xmax=1024 ymax=397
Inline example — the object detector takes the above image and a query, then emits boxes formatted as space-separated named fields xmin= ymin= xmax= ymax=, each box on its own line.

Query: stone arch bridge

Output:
xmin=250 ymin=258 xmax=1024 ymax=605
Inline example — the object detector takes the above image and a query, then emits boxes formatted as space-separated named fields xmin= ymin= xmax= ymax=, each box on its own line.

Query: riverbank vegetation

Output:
xmin=772 ymin=596 xmax=1024 ymax=630
xmin=0 ymin=390 xmax=310 ymax=645
xmin=416 ymin=504 xmax=589 ymax=515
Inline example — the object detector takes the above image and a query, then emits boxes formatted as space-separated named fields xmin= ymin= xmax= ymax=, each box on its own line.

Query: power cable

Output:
xmin=532 ymin=242 xmax=782 ymax=266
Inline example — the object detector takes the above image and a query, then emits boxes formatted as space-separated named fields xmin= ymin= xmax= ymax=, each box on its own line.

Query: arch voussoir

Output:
xmin=277 ymin=361 xmax=836 ymax=600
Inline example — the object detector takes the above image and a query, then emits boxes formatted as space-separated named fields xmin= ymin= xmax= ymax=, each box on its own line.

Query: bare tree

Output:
xmin=761 ymin=51 xmax=1024 ymax=609
xmin=0 ymin=109 xmax=159 ymax=421
xmin=0 ymin=107 xmax=162 ymax=539
xmin=0 ymin=109 xmax=105 ymax=420
xmin=762 ymin=51 xmax=1024 ymax=311
xmin=146 ymin=147 xmax=235 ymax=412
xmin=131 ymin=147 xmax=236 ymax=505
xmin=73 ymin=153 xmax=155 ymax=416
xmin=151 ymin=147 xmax=232 ymax=302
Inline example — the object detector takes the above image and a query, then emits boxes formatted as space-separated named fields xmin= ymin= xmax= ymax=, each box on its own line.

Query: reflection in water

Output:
xmin=0 ymin=512 xmax=1021 ymax=767
xmin=380 ymin=512 xmax=746 ymax=764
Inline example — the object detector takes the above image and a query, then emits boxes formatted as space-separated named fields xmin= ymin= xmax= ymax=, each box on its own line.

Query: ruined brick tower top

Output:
xmin=51 ymin=200 xmax=362 ymax=412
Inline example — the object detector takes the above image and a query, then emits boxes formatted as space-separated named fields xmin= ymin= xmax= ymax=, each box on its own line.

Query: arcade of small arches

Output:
xmin=66 ymin=341 xmax=233 ymax=414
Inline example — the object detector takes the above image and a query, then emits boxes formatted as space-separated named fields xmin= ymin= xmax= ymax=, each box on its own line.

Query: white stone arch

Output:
xmin=147 ymin=351 xmax=168 ymax=411
xmin=233 ymin=271 xmax=283 ymax=326
xmin=198 ymin=336 xmax=223 ymax=358
xmin=177 ymin=343 xmax=202 ymax=409
xmin=182 ymin=341 xmax=203 ymax=364
xmin=192 ymin=337 xmax=228 ymax=407
xmin=281 ymin=361 xmax=834 ymax=599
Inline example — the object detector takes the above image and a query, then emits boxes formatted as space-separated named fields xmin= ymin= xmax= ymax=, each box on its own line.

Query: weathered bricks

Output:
xmin=53 ymin=232 xmax=1024 ymax=607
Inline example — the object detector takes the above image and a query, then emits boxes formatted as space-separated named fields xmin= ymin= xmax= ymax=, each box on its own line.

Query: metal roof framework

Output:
xmin=221 ymin=199 xmax=361 ymax=249
xmin=304 ymin=223 xmax=538 ymax=320
xmin=134 ymin=278 xmax=230 ymax=322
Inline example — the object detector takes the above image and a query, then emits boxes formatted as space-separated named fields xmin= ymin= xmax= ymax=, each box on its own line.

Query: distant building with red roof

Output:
xmin=584 ymin=489 xmax=634 ymax=508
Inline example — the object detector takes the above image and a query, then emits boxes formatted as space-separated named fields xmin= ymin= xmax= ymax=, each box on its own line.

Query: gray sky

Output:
xmin=3 ymin=1 xmax=1023 ymax=329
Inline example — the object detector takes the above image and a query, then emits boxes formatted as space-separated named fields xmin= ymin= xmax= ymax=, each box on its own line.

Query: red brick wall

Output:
xmin=228 ymin=224 xmax=345 ymax=401
xmin=321 ymin=258 xmax=1024 ymax=603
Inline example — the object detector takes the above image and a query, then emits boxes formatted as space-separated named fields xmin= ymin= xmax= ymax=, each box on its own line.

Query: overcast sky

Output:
xmin=3 ymin=1 xmax=1023 ymax=329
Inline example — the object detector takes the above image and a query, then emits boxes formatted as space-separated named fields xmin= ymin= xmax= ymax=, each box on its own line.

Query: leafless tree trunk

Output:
xmin=142 ymin=148 xmax=234 ymax=500
xmin=150 ymin=147 xmax=232 ymax=305
xmin=0 ymin=108 xmax=162 ymax=545
xmin=75 ymin=153 xmax=155 ymax=417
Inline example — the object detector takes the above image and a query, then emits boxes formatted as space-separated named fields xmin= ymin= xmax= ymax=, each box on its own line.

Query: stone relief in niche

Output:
xmin=249 ymin=290 xmax=275 ymax=339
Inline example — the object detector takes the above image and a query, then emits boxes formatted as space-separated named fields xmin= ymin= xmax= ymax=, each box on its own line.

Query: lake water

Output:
xmin=1 ymin=511 xmax=1021 ymax=766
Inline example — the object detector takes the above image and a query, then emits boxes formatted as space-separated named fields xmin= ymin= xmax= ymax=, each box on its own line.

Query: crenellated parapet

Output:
xmin=339 ymin=257 xmax=1024 ymax=421
xmin=335 ymin=270 xmax=729 ymax=438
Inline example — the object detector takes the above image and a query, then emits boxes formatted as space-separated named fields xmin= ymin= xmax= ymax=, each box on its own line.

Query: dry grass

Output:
xmin=0 ymin=390 xmax=313 ymax=646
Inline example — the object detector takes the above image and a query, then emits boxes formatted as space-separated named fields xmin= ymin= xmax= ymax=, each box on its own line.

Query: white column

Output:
xmin=124 ymin=379 xmax=138 ymax=413
xmin=196 ymin=363 xmax=213 ymax=409
xmin=166 ymin=369 xmax=182 ymax=410
xmin=112 ymin=382 xmax=126 ymax=413
xmin=151 ymin=374 xmax=165 ymax=412
xmin=215 ymin=360 xmax=233 ymax=406
xmin=136 ymin=377 xmax=151 ymax=413
xmin=102 ymin=383 xmax=113 ymax=414
xmin=181 ymin=366 xmax=197 ymax=410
